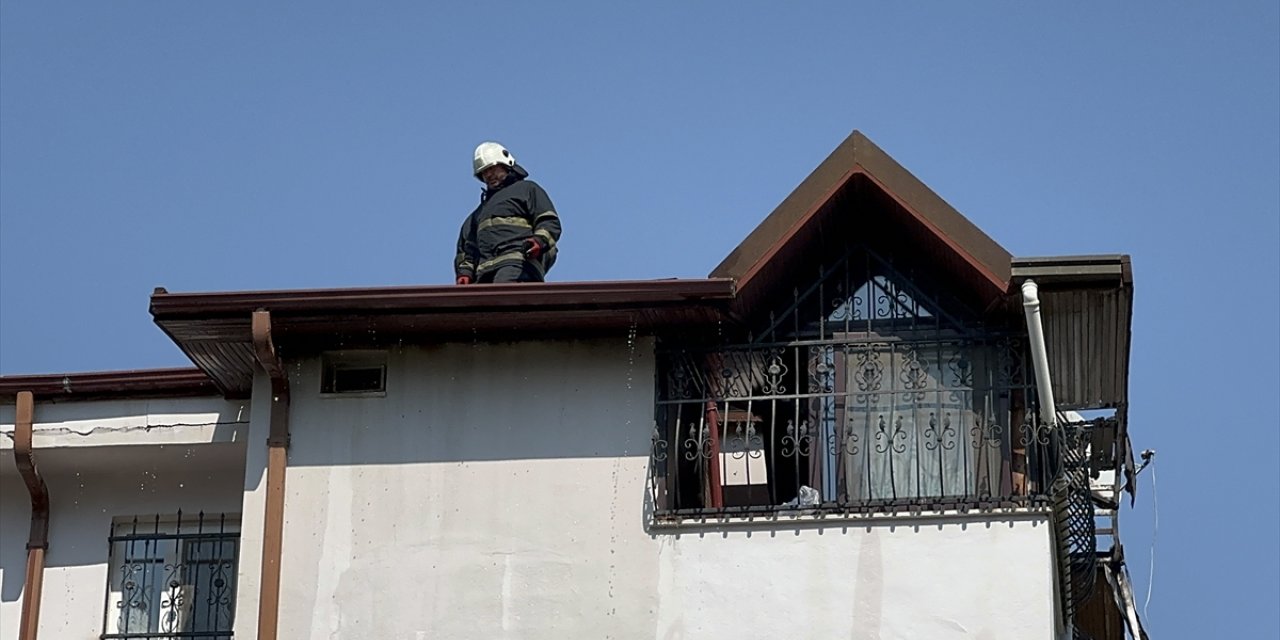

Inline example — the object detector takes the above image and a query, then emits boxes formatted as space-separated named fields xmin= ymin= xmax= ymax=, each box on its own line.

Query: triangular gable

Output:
xmin=711 ymin=131 xmax=1012 ymax=320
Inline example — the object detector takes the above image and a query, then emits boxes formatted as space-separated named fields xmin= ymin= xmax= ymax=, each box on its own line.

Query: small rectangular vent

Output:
xmin=321 ymin=352 xmax=387 ymax=394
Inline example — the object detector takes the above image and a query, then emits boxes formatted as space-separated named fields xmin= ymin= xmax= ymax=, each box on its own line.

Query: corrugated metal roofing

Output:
xmin=1012 ymin=255 xmax=1133 ymax=409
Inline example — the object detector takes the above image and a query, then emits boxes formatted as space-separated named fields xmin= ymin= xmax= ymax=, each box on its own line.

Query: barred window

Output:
xmin=102 ymin=512 xmax=239 ymax=640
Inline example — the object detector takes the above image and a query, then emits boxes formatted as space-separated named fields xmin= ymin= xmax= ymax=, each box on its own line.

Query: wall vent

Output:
xmin=321 ymin=352 xmax=387 ymax=394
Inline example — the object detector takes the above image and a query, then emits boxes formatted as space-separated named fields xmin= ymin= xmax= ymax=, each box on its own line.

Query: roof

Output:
xmin=1012 ymin=254 xmax=1134 ymax=410
xmin=0 ymin=368 xmax=217 ymax=403
xmin=1011 ymin=254 xmax=1133 ymax=286
xmin=6 ymin=130 xmax=1135 ymax=405
xmin=712 ymin=130 xmax=1013 ymax=315
xmin=150 ymin=279 xmax=737 ymax=396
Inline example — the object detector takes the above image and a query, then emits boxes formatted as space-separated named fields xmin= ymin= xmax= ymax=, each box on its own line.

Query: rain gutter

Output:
xmin=14 ymin=391 xmax=49 ymax=640
xmin=251 ymin=310 xmax=290 ymax=640
xmin=151 ymin=279 xmax=737 ymax=317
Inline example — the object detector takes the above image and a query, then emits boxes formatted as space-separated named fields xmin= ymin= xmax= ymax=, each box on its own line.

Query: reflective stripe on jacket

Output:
xmin=454 ymin=164 xmax=561 ymax=280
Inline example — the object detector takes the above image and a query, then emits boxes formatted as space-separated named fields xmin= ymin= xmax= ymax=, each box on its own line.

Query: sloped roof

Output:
xmin=711 ymin=130 xmax=1013 ymax=316
xmin=4 ymin=131 xmax=1039 ymax=400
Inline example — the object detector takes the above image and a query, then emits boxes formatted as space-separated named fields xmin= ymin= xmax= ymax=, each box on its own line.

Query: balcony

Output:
xmin=648 ymin=336 xmax=1074 ymax=520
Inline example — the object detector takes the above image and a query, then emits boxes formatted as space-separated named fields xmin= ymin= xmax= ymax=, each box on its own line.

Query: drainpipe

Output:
xmin=14 ymin=391 xmax=49 ymax=640
xmin=1020 ymin=280 xmax=1057 ymax=426
xmin=705 ymin=401 xmax=725 ymax=509
xmin=251 ymin=310 xmax=290 ymax=640
xmin=1022 ymin=279 xmax=1071 ymax=636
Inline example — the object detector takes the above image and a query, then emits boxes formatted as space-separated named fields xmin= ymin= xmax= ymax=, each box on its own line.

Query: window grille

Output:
xmin=102 ymin=512 xmax=239 ymax=640
xmin=649 ymin=243 xmax=1063 ymax=517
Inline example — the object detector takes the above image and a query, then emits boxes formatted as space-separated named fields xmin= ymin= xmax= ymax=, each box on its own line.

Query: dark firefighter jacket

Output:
xmin=454 ymin=164 xmax=561 ymax=281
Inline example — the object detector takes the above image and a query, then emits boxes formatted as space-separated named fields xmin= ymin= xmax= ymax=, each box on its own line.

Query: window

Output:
xmin=103 ymin=513 xmax=239 ymax=640
xmin=321 ymin=351 xmax=387 ymax=394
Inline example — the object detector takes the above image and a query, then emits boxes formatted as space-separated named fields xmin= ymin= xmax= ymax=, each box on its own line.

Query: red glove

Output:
xmin=523 ymin=237 xmax=544 ymax=259
xmin=456 ymin=275 xmax=471 ymax=285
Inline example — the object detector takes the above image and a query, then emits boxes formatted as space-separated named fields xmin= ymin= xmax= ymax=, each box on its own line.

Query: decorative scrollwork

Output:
xmin=117 ymin=561 xmax=150 ymax=632
xmin=808 ymin=346 xmax=835 ymax=393
xmin=852 ymin=347 xmax=884 ymax=396
xmin=971 ymin=415 xmax=1005 ymax=450
xmin=683 ymin=424 xmax=713 ymax=461
xmin=761 ymin=349 xmax=788 ymax=395
xmin=997 ymin=337 xmax=1024 ymax=387
xmin=1019 ymin=417 xmax=1051 ymax=447
xmin=841 ymin=420 xmax=860 ymax=455
xmin=940 ymin=413 xmax=957 ymax=451
xmin=667 ymin=362 xmax=695 ymax=400
xmin=875 ymin=415 xmax=908 ymax=454
xmin=727 ymin=424 xmax=747 ymax=459
xmin=780 ymin=419 xmax=813 ymax=457
xmin=894 ymin=290 xmax=916 ymax=319
xmin=650 ymin=427 xmax=669 ymax=463
xmin=948 ymin=350 xmax=973 ymax=388
xmin=924 ymin=413 xmax=956 ymax=451
xmin=899 ymin=348 xmax=930 ymax=400
xmin=745 ymin=423 xmax=764 ymax=457
xmin=159 ymin=560 xmax=185 ymax=632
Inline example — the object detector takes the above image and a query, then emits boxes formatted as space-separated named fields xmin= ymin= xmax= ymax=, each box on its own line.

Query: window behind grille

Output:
xmin=102 ymin=513 xmax=239 ymax=640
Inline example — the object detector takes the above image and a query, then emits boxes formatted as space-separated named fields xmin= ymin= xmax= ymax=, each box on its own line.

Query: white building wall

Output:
xmin=0 ymin=398 xmax=248 ymax=639
xmin=273 ymin=337 xmax=1058 ymax=640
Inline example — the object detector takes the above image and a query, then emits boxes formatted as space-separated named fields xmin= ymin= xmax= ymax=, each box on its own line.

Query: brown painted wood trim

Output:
xmin=856 ymin=168 xmax=1009 ymax=294
xmin=734 ymin=166 xmax=860 ymax=293
xmin=251 ymin=311 xmax=290 ymax=640
xmin=0 ymin=368 xmax=216 ymax=403
xmin=151 ymin=279 xmax=737 ymax=319
xmin=14 ymin=391 xmax=49 ymax=640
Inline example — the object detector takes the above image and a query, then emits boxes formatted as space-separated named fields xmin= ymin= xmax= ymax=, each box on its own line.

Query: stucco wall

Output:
xmin=0 ymin=398 xmax=247 ymax=639
xmin=270 ymin=337 xmax=1057 ymax=640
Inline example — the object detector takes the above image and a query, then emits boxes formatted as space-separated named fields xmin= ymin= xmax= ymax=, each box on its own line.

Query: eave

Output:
xmin=150 ymin=279 xmax=737 ymax=396
xmin=0 ymin=368 xmax=218 ymax=404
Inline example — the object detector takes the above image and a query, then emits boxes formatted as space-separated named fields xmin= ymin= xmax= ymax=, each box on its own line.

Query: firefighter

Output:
xmin=454 ymin=142 xmax=561 ymax=284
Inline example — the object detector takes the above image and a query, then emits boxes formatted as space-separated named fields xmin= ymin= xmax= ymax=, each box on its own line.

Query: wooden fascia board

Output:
xmin=714 ymin=131 xmax=1013 ymax=314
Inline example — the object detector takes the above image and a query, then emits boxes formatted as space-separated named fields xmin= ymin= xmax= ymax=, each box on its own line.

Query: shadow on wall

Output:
xmin=0 ymin=441 xmax=247 ymax=604
xmin=284 ymin=338 xmax=656 ymax=467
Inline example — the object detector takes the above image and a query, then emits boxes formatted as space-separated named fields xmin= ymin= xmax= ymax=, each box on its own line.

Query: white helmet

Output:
xmin=473 ymin=142 xmax=515 ymax=178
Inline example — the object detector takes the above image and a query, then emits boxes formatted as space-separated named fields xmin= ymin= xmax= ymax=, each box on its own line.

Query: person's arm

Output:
xmin=521 ymin=182 xmax=561 ymax=258
xmin=454 ymin=214 xmax=478 ymax=284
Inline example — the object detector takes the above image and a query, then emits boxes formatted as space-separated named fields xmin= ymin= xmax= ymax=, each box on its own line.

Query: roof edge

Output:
xmin=151 ymin=278 xmax=737 ymax=318
xmin=0 ymin=368 xmax=218 ymax=403
xmin=710 ymin=130 xmax=1013 ymax=299
xmin=1011 ymin=254 xmax=1133 ymax=285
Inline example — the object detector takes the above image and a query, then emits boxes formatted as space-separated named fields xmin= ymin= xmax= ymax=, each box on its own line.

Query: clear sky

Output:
xmin=2 ymin=1 xmax=1277 ymax=636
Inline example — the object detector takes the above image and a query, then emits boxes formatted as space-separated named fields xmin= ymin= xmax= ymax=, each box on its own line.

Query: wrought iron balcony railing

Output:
xmin=649 ymin=337 xmax=1071 ymax=518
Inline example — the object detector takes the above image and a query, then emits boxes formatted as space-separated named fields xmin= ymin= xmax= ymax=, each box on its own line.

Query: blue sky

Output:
xmin=2 ymin=1 xmax=1277 ymax=636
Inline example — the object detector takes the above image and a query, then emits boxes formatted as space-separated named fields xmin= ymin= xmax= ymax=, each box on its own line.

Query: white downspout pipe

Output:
xmin=1023 ymin=278 xmax=1069 ymax=638
xmin=1021 ymin=279 xmax=1057 ymax=427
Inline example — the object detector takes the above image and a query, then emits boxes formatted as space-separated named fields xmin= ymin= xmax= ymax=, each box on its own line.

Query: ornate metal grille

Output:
xmin=1055 ymin=419 xmax=1103 ymax=631
xmin=650 ymin=337 xmax=1066 ymax=516
xmin=650 ymin=242 xmax=1069 ymax=517
xmin=102 ymin=512 xmax=239 ymax=640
